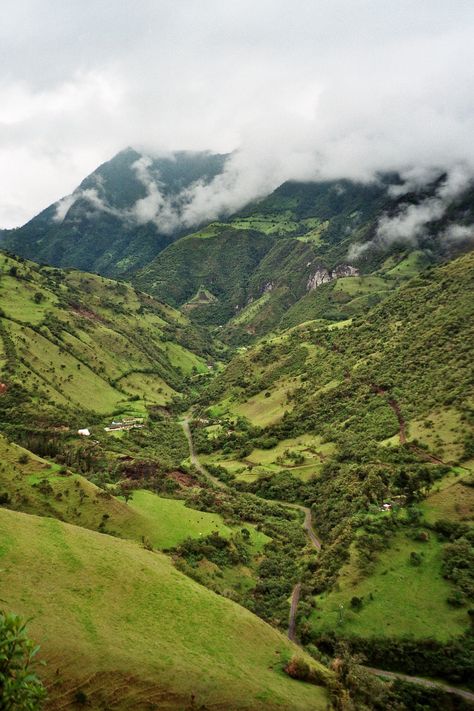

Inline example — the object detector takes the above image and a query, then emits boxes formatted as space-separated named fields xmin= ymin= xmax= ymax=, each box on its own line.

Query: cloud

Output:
xmin=442 ymin=223 xmax=474 ymax=243
xmin=1 ymin=1 xmax=474 ymax=227
xmin=348 ymin=166 xmax=474 ymax=259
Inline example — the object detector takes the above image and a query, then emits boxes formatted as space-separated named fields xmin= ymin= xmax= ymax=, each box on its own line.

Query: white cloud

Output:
xmin=1 ymin=1 xmax=474 ymax=227
xmin=348 ymin=167 xmax=473 ymax=259
xmin=443 ymin=223 xmax=474 ymax=243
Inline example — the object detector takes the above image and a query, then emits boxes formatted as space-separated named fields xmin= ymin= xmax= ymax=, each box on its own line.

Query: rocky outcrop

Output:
xmin=333 ymin=264 xmax=359 ymax=278
xmin=306 ymin=263 xmax=359 ymax=291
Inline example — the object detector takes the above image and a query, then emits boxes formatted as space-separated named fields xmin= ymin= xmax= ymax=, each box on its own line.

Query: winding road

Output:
xmin=180 ymin=417 xmax=474 ymax=703
xmin=364 ymin=667 xmax=474 ymax=703
xmin=180 ymin=417 xmax=227 ymax=489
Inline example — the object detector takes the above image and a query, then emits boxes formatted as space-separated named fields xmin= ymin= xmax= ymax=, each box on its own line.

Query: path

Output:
xmin=180 ymin=417 xmax=227 ymax=489
xmin=288 ymin=583 xmax=301 ymax=642
xmin=279 ymin=502 xmax=322 ymax=551
xmin=364 ymin=667 xmax=474 ymax=703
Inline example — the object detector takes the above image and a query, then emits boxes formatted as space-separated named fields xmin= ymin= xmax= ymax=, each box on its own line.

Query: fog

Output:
xmin=1 ymin=1 xmax=474 ymax=228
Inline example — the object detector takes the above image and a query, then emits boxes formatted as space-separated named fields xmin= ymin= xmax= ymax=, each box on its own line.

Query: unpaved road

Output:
xmin=364 ymin=667 xmax=474 ymax=703
xmin=180 ymin=417 xmax=226 ymax=489
xmin=288 ymin=583 xmax=301 ymax=642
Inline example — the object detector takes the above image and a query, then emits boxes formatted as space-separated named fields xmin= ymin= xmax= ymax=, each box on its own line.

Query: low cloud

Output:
xmin=442 ymin=223 xmax=474 ymax=243
xmin=348 ymin=167 xmax=473 ymax=260
xmin=3 ymin=2 xmax=474 ymax=229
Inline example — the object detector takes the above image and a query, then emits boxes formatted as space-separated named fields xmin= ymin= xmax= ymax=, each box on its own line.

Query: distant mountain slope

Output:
xmin=2 ymin=148 xmax=228 ymax=276
xmin=0 ymin=251 xmax=211 ymax=435
xmin=134 ymin=177 xmax=474 ymax=337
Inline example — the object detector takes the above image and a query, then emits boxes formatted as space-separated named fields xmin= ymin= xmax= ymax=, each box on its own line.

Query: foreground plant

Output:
xmin=0 ymin=610 xmax=46 ymax=710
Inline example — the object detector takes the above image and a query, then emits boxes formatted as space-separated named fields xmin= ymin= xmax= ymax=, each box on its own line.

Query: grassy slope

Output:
xmin=0 ymin=252 xmax=207 ymax=418
xmin=0 ymin=508 xmax=330 ymax=711
xmin=0 ymin=435 xmax=270 ymax=552
xmin=311 ymin=532 xmax=467 ymax=641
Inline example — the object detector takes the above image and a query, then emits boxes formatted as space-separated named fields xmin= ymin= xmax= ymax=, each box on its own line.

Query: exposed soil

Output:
xmin=168 ymin=470 xmax=198 ymax=488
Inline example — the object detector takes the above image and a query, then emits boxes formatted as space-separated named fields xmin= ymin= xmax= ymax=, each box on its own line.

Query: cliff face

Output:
xmin=306 ymin=264 xmax=359 ymax=291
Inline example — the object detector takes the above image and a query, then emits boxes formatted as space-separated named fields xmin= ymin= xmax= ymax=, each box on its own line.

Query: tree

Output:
xmin=0 ymin=610 xmax=46 ymax=710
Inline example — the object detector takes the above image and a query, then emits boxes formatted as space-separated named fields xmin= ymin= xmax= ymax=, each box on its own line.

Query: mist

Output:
xmin=1 ymin=1 xmax=474 ymax=228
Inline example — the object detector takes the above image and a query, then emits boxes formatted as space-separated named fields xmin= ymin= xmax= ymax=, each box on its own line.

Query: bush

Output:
xmin=0 ymin=610 xmax=46 ymax=710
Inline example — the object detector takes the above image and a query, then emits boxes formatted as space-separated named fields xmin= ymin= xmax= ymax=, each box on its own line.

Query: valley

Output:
xmin=0 ymin=165 xmax=473 ymax=711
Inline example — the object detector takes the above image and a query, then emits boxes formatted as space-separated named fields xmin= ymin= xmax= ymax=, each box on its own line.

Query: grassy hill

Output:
xmin=0 ymin=434 xmax=269 ymax=551
xmin=0 ymin=507 xmax=330 ymax=710
xmin=0 ymin=251 xmax=211 ymax=435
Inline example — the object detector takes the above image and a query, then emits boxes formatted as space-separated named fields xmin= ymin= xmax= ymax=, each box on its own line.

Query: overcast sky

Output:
xmin=1 ymin=0 xmax=474 ymax=227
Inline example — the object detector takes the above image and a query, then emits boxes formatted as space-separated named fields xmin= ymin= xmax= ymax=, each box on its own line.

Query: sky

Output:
xmin=1 ymin=0 xmax=474 ymax=227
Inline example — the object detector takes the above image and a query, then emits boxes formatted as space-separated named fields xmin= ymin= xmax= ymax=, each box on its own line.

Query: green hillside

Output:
xmin=0 ymin=507 xmax=330 ymax=711
xmin=0 ymin=251 xmax=210 ymax=434
xmin=134 ymin=178 xmax=474 ymax=339
xmin=1 ymin=194 xmax=473 ymax=708
xmin=192 ymin=251 xmax=474 ymax=684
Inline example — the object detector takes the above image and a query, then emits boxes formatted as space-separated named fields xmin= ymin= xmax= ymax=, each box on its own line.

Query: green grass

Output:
xmin=231 ymin=292 xmax=272 ymax=326
xmin=230 ymin=213 xmax=298 ymax=235
xmin=7 ymin=320 xmax=125 ymax=413
xmin=0 ymin=274 xmax=57 ymax=324
xmin=0 ymin=508 xmax=330 ymax=710
xmin=310 ymin=533 xmax=468 ymax=641
xmin=0 ymin=436 xmax=269 ymax=552
xmin=123 ymin=490 xmax=233 ymax=548
xmin=164 ymin=341 xmax=208 ymax=374
xmin=421 ymin=467 xmax=474 ymax=524
xmin=407 ymin=408 xmax=469 ymax=462
xmin=384 ymin=250 xmax=424 ymax=277
xmin=201 ymin=435 xmax=335 ymax=482
xmin=233 ymin=377 xmax=301 ymax=427
xmin=118 ymin=372 xmax=178 ymax=404
xmin=333 ymin=275 xmax=390 ymax=296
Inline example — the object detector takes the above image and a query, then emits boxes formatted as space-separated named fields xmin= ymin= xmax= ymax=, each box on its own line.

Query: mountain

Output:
xmin=135 ymin=177 xmax=474 ymax=338
xmin=1 ymin=157 xmax=474 ymax=709
xmin=2 ymin=148 xmax=228 ymax=276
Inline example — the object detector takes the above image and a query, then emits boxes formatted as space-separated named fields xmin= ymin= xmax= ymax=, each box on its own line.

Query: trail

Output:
xmin=279 ymin=502 xmax=321 ymax=551
xmin=181 ymin=417 xmax=474 ymax=701
xmin=180 ymin=417 xmax=227 ymax=489
xmin=364 ymin=667 xmax=474 ymax=703
xmin=181 ymin=418 xmax=321 ymax=646
xmin=288 ymin=583 xmax=301 ymax=642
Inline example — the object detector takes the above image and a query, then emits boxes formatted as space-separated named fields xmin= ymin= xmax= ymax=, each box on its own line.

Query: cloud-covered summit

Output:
xmin=1 ymin=1 xmax=474 ymax=227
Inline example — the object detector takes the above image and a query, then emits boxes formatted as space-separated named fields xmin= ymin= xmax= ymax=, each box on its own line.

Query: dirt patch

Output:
xmin=70 ymin=305 xmax=105 ymax=323
xmin=168 ymin=470 xmax=198 ymax=488
xmin=0 ymin=382 xmax=8 ymax=395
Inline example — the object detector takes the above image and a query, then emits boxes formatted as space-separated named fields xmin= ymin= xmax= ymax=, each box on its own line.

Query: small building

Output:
xmin=78 ymin=428 xmax=91 ymax=436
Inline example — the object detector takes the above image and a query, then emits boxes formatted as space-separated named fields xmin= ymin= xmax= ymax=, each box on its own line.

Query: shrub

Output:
xmin=350 ymin=596 xmax=363 ymax=611
xmin=0 ymin=610 xmax=46 ymax=710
